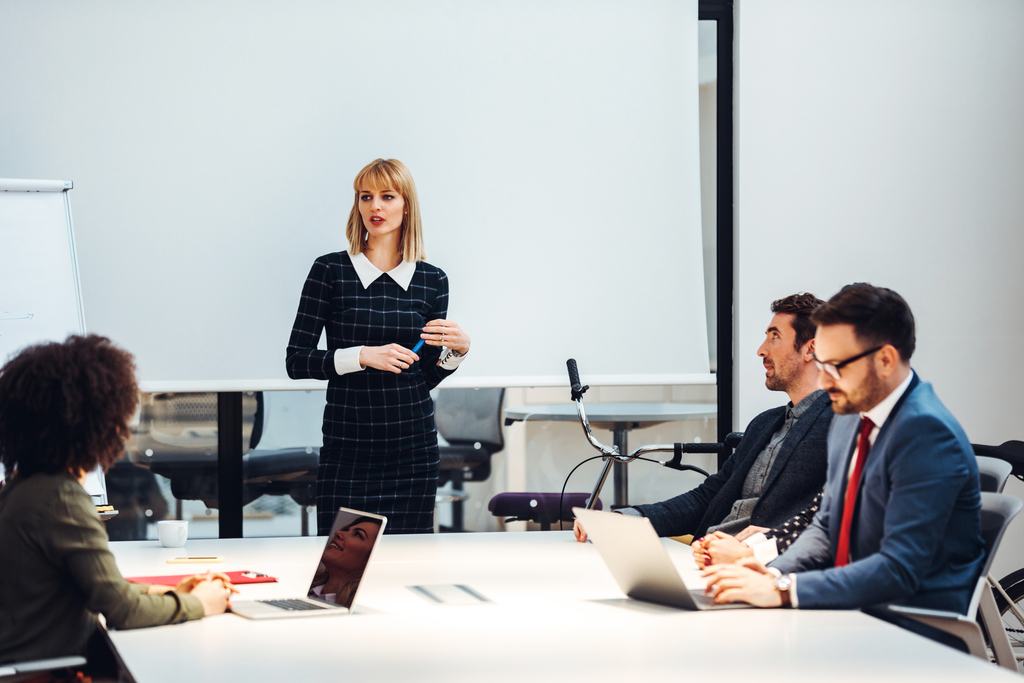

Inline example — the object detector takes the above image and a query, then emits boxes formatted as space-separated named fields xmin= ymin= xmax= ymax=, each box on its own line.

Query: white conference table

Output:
xmin=108 ymin=532 xmax=1017 ymax=683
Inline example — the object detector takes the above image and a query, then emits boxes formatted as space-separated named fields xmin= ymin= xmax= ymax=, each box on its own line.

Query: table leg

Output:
xmin=612 ymin=426 xmax=629 ymax=507
xmin=217 ymin=391 xmax=244 ymax=539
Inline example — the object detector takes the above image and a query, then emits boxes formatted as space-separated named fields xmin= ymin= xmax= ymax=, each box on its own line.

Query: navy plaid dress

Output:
xmin=286 ymin=251 xmax=457 ymax=534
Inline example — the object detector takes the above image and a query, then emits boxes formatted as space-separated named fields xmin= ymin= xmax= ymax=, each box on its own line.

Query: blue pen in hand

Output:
xmin=411 ymin=340 xmax=425 ymax=355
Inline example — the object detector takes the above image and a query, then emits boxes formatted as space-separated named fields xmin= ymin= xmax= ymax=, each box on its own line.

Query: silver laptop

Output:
xmin=573 ymin=507 xmax=746 ymax=611
xmin=231 ymin=507 xmax=387 ymax=619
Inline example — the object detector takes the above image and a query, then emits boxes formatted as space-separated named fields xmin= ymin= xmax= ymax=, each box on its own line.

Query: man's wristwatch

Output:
xmin=775 ymin=574 xmax=793 ymax=608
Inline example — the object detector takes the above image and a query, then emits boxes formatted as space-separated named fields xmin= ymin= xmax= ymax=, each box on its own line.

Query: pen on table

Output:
xmin=167 ymin=556 xmax=223 ymax=563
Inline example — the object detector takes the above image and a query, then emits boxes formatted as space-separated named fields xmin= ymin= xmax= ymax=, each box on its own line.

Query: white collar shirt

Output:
xmin=860 ymin=369 xmax=915 ymax=446
xmin=349 ymin=251 xmax=416 ymax=291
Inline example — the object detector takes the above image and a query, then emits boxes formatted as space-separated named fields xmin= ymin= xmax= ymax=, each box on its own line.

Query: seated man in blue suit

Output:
xmin=704 ymin=283 xmax=984 ymax=617
xmin=575 ymin=293 xmax=832 ymax=543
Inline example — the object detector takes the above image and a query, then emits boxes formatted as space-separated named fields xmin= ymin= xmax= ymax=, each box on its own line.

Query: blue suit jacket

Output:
xmin=771 ymin=374 xmax=984 ymax=612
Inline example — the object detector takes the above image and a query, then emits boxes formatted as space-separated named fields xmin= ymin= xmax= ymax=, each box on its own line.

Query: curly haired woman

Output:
xmin=0 ymin=335 xmax=232 ymax=666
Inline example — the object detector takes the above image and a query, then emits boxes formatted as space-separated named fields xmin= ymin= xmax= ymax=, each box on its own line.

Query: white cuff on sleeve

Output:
xmin=748 ymin=536 xmax=780 ymax=565
xmin=437 ymin=347 xmax=466 ymax=371
xmin=334 ymin=346 xmax=365 ymax=376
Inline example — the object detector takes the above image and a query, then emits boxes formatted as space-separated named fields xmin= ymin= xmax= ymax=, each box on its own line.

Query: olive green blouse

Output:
xmin=0 ymin=472 xmax=203 ymax=663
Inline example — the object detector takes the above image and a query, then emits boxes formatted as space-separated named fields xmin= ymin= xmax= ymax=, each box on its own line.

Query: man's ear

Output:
xmin=803 ymin=338 xmax=816 ymax=362
xmin=876 ymin=344 xmax=901 ymax=376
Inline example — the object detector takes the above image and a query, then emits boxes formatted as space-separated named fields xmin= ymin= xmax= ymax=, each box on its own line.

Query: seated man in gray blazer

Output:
xmin=574 ymin=293 xmax=833 ymax=543
xmin=704 ymin=283 xmax=984 ymax=618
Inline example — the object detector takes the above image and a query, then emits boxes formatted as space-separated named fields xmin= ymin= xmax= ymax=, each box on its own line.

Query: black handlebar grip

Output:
xmin=566 ymin=358 xmax=582 ymax=391
xmin=678 ymin=442 xmax=722 ymax=454
xmin=724 ymin=432 xmax=745 ymax=449
xmin=567 ymin=358 xmax=589 ymax=401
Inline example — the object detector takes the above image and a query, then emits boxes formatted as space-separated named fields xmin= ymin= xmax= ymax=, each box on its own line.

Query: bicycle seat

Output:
xmin=974 ymin=441 xmax=1024 ymax=477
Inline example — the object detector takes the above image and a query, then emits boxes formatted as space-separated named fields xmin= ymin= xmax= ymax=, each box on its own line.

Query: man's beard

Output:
xmin=829 ymin=367 xmax=886 ymax=414
xmin=765 ymin=360 xmax=793 ymax=392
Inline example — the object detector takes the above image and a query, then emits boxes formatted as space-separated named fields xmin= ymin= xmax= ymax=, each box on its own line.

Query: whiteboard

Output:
xmin=0 ymin=179 xmax=85 ymax=364
xmin=0 ymin=179 xmax=105 ymax=499
xmin=0 ymin=0 xmax=709 ymax=390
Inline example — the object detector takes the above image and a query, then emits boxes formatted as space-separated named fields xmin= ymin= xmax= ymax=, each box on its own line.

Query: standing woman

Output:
xmin=286 ymin=159 xmax=470 ymax=534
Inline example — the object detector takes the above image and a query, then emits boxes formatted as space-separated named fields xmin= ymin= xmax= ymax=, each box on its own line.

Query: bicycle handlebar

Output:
xmin=565 ymin=358 xmax=741 ymax=508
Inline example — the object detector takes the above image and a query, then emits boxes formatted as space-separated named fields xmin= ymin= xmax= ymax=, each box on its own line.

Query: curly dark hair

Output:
xmin=0 ymin=335 xmax=139 ymax=478
xmin=771 ymin=292 xmax=825 ymax=350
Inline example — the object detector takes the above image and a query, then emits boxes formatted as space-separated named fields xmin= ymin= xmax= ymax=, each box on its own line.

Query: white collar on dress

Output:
xmin=349 ymin=251 xmax=415 ymax=291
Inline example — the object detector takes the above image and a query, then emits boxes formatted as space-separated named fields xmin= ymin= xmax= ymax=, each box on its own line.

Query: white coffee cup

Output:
xmin=157 ymin=520 xmax=188 ymax=548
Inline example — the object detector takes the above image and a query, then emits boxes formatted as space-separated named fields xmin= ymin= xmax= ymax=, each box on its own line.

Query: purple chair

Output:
xmin=488 ymin=492 xmax=602 ymax=531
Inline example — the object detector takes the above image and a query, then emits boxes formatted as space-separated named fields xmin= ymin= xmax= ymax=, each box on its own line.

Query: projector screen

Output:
xmin=0 ymin=0 xmax=708 ymax=390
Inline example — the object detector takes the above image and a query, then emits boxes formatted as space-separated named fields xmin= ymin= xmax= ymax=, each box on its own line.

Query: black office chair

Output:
xmin=126 ymin=392 xmax=260 ymax=512
xmin=974 ymin=441 xmax=1024 ymax=482
xmin=129 ymin=392 xmax=321 ymax=535
xmin=434 ymin=388 xmax=506 ymax=532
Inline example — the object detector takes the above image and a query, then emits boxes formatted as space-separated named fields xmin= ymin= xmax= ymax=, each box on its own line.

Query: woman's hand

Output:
xmin=704 ymin=531 xmax=755 ymax=565
xmin=421 ymin=319 xmax=471 ymax=355
xmin=174 ymin=571 xmax=237 ymax=594
xmin=187 ymin=579 xmax=234 ymax=616
xmin=174 ymin=572 xmax=239 ymax=615
xmin=691 ymin=536 xmax=711 ymax=567
xmin=359 ymin=344 xmax=420 ymax=373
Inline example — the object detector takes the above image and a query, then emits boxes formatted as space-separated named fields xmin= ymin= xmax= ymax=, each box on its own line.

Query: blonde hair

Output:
xmin=345 ymin=158 xmax=426 ymax=262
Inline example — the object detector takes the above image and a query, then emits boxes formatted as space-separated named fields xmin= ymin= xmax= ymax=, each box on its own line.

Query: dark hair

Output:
xmin=771 ymin=292 xmax=825 ymax=350
xmin=0 ymin=335 xmax=138 ymax=478
xmin=811 ymin=283 xmax=916 ymax=361
xmin=340 ymin=516 xmax=383 ymax=532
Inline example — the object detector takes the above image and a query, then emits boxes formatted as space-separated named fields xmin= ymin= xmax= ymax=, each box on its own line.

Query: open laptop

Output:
xmin=573 ymin=507 xmax=747 ymax=611
xmin=231 ymin=507 xmax=387 ymax=619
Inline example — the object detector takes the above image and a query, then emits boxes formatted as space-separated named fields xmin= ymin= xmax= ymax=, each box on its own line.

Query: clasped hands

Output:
xmin=694 ymin=530 xmax=783 ymax=608
xmin=148 ymin=571 xmax=238 ymax=615
xmin=359 ymin=319 xmax=470 ymax=374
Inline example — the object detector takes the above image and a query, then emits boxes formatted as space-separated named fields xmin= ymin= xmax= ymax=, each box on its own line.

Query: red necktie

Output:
xmin=834 ymin=416 xmax=875 ymax=567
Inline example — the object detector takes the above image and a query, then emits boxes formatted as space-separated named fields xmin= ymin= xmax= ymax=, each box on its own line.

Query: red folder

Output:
xmin=126 ymin=570 xmax=278 ymax=586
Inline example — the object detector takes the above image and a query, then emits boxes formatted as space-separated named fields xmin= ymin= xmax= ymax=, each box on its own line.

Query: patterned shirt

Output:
xmin=709 ymin=390 xmax=824 ymax=533
xmin=286 ymin=251 xmax=457 ymax=454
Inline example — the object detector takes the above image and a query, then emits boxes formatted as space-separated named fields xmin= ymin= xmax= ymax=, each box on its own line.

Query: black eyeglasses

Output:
xmin=813 ymin=345 xmax=883 ymax=380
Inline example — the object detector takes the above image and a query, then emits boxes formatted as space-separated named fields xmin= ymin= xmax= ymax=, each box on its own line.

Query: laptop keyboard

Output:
xmin=690 ymin=590 xmax=716 ymax=608
xmin=258 ymin=599 xmax=327 ymax=611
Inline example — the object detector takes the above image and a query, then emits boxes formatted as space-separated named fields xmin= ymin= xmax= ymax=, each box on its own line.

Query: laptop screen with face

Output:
xmin=306 ymin=508 xmax=387 ymax=609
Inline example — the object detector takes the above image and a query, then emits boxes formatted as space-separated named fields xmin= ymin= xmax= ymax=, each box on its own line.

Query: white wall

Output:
xmin=735 ymin=0 xmax=1024 ymax=577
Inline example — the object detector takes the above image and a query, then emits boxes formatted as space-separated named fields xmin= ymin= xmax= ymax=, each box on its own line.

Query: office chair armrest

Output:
xmin=0 ymin=655 xmax=87 ymax=676
xmin=882 ymin=603 xmax=970 ymax=622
